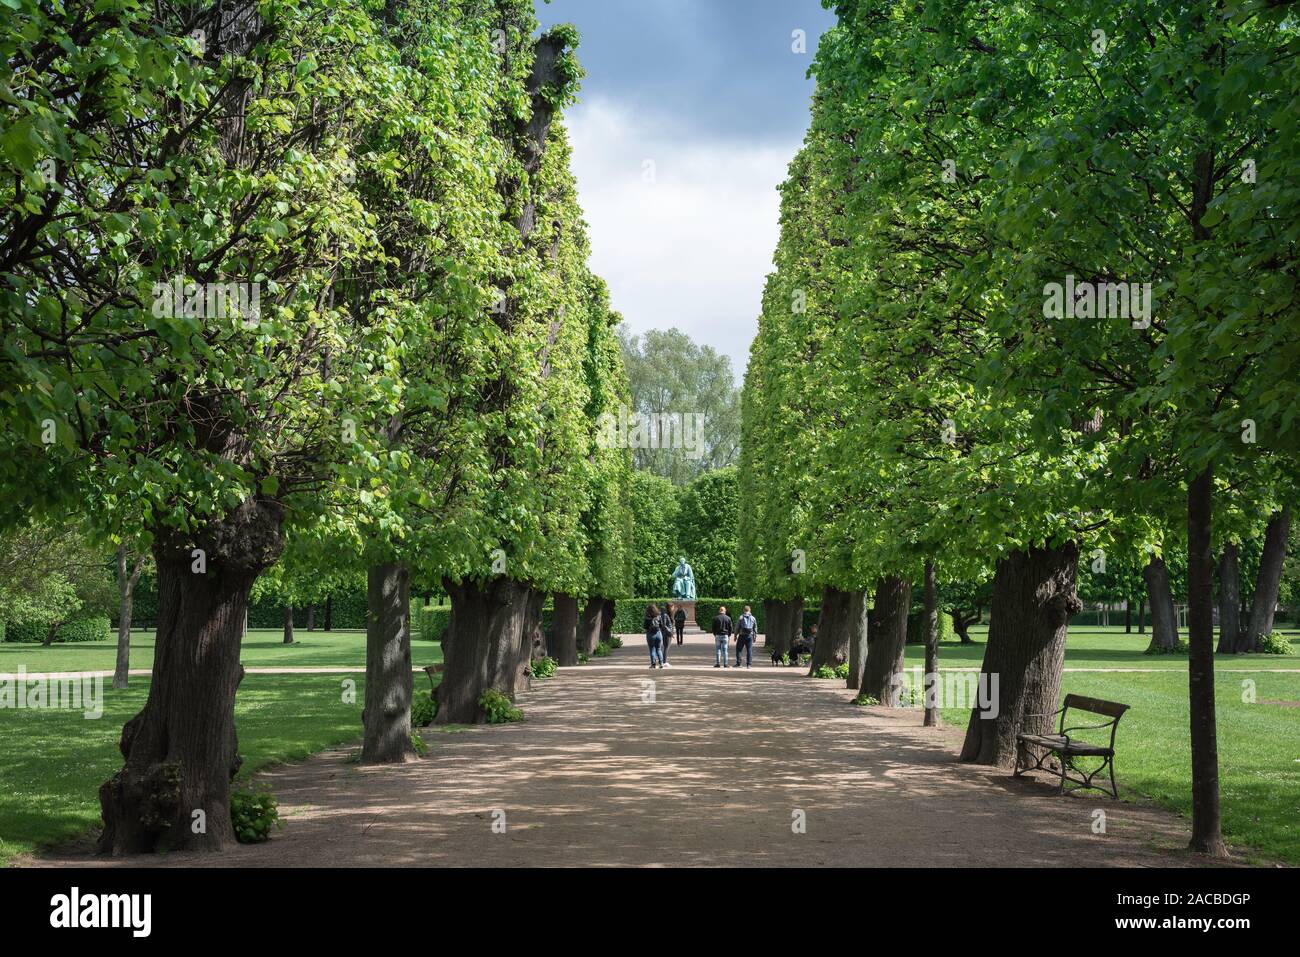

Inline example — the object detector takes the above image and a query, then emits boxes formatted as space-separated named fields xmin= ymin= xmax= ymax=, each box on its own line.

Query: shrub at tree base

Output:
xmin=411 ymin=692 xmax=438 ymax=727
xmin=230 ymin=792 xmax=279 ymax=844
xmin=1259 ymin=633 xmax=1296 ymax=656
xmin=3 ymin=616 xmax=110 ymax=644
xmin=592 ymin=642 xmax=612 ymax=657
xmin=853 ymin=695 xmax=880 ymax=706
xmin=812 ymin=665 xmax=838 ymax=680
xmin=529 ymin=657 xmax=558 ymax=678
xmin=1145 ymin=639 xmax=1191 ymax=656
xmin=478 ymin=689 xmax=524 ymax=724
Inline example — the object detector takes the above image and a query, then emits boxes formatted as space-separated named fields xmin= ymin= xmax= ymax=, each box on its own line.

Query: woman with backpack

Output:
xmin=659 ymin=603 xmax=676 ymax=667
xmin=644 ymin=603 xmax=665 ymax=669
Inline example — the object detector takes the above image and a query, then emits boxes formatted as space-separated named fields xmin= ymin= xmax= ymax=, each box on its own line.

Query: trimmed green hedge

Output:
xmin=3 ymin=616 xmax=110 ymax=643
xmin=906 ymin=609 xmax=956 ymax=645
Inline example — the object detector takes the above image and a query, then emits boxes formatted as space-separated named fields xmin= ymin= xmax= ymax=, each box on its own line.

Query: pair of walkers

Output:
xmin=643 ymin=603 xmax=682 ymax=668
xmin=711 ymin=604 xmax=758 ymax=668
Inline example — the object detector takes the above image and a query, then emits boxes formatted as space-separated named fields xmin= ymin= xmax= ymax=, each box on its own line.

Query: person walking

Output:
xmin=711 ymin=605 xmax=733 ymax=668
xmin=644 ymin=603 xmax=665 ymax=669
xmin=673 ymin=604 xmax=686 ymax=645
xmin=735 ymin=605 xmax=758 ymax=668
xmin=659 ymin=603 xmax=676 ymax=667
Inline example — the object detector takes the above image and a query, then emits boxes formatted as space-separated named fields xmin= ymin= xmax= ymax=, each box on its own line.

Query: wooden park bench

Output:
xmin=1014 ymin=694 xmax=1130 ymax=799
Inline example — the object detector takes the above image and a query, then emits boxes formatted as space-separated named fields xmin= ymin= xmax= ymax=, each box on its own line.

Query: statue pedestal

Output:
xmin=674 ymin=600 xmax=698 ymax=632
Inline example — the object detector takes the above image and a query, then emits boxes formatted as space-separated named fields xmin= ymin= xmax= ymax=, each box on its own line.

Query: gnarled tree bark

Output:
xmin=98 ymin=498 xmax=284 ymax=854
xmin=808 ymin=587 xmax=851 ymax=672
xmin=436 ymin=577 xmax=533 ymax=725
xmin=960 ymin=542 xmax=1081 ymax=767
xmin=1143 ymin=555 xmax=1180 ymax=651
xmin=362 ymin=562 xmax=416 ymax=764
xmin=1216 ymin=543 xmax=1242 ymax=654
xmin=282 ymin=605 xmax=294 ymax=644
xmin=552 ymin=593 xmax=579 ymax=666
xmin=579 ymin=597 xmax=603 ymax=656
xmin=1241 ymin=507 xmax=1290 ymax=653
xmin=863 ymin=575 xmax=910 ymax=705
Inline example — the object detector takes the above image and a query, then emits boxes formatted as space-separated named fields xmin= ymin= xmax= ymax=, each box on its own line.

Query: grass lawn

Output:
xmin=903 ymin=623 xmax=1300 ymax=670
xmin=0 ymin=628 xmax=444 ymax=674
xmin=0 ymin=674 xmax=392 ymax=866
xmin=901 ymin=626 xmax=1300 ymax=865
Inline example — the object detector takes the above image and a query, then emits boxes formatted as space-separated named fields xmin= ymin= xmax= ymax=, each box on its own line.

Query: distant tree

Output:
xmin=618 ymin=327 xmax=740 ymax=484
xmin=627 ymin=471 xmax=680 ymax=596
xmin=675 ymin=467 xmax=739 ymax=597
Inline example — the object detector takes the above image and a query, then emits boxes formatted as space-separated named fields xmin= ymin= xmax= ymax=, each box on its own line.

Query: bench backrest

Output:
xmin=1063 ymin=694 xmax=1129 ymax=719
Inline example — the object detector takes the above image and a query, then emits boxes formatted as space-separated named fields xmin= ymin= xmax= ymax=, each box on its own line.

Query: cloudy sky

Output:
xmin=535 ymin=0 xmax=837 ymax=380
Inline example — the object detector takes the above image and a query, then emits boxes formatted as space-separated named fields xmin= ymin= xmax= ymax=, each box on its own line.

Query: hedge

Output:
xmin=113 ymin=576 xmax=369 ymax=630
xmin=906 ymin=609 xmax=956 ymax=645
xmin=413 ymin=604 xmax=557 ymax=645
xmin=3 ymin=616 xmax=111 ymax=644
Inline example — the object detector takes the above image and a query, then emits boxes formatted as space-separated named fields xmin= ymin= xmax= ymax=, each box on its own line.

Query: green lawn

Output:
xmin=0 ymin=628 xmax=444 ymax=674
xmin=903 ymin=627 xmax=1300 ymax=865
xmin=0 ymin=674 xmax=381 ymax=866
xmin=904 ymin=624 xmax=1300 ymax=670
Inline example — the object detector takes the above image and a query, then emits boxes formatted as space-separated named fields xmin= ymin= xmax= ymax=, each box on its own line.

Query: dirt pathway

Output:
xmin=29 ymin=631 xmax=1224 ymax=868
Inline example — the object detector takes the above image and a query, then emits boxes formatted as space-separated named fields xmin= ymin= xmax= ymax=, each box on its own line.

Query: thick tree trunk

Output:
xmin=845 ymin=590 xmax=869 ymax=690
xmin=1216 ymin=544 xmax=1242 ymax=654
xmin=1241 ymin=507 xmax=1290 ymax=653
xmin=1143 ymin=555 xmax=1180 ymax=651
xmin=600 ymin=598 xmax=615 ymax=646
xmin=1124 ymin=602 xmax=1132 ymax=634
xmin=552 ymin=593 xmax=579 ymax=666
xmin=863 ymin=575 xmax=910 ymax=705
xmin=1137 ymin=597 xmax=1145 ymax=633
xmin=923 ymin=561 xmax=941 ymax=727
xmin=1186 ymin=466 xmax=1227 ymax=856
xmin=98 ymin=499 xmax=284 ymax=854
xmin=808 ymin=587 xmax=851 ymax=672
xmin=960 ymin=542 xmax=1081 ymax=767
xmin=324 ymin=595 xmax=333 ymax=631
xmin=282 ymin=605 xmax=294 ymax=644
xmin=524 ymin=588 xmax=546 ymax=662
xmin=579 ymin=598 xmax=603 ymax=656
xmin=436 ymin=578 xmax=533 ymax=725
xmin=361 ymin=562 xmax=416 ymax=764
xmin=764 ymin=598 xmax=803 ymax=658
xmin=952 ymin=610 xmax=975 ymax=644
xmin=306 ymin=605 xmax=316 ymax=631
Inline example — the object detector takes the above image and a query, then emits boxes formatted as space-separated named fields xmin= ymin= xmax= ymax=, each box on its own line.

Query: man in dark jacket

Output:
xmin=673 ymin=605 xmax=687 ymax=644
xmin=711 ymin=606 xmax=733 ymax=668
xmin=734 ymin=605 xmax=758 ymax=668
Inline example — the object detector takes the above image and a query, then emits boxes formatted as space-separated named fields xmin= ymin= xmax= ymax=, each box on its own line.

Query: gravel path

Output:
xmin=26 ymin=630 xmax=1231 ymax=868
